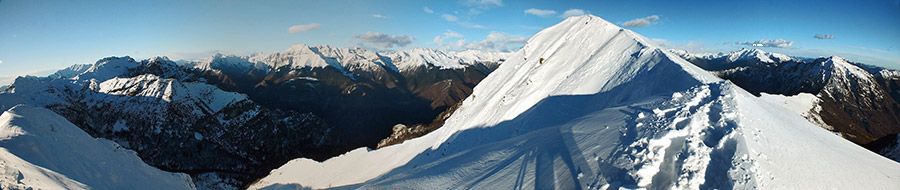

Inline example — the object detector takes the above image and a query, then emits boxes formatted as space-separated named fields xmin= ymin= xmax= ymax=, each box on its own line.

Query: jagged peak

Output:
xmin=147 ymin=56 xmax=173 ymax=63
xmin=95 ymin=56 xmax=136 ymax=65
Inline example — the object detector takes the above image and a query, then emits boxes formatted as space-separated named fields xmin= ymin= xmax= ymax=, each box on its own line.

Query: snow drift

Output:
xmin=251 ymin=15 xmax=900 ymax=189
xmin=0 ymin=105 xmax=196 ymax=190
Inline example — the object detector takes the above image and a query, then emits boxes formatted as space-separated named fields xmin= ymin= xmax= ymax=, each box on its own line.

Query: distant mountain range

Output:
xmin=2 ymin=19 xmax=900 ymax=189
xmin=0 ymin=46 xmax=509 ymax=188
xmin=250 ymin=15 xmax=900 ymax=189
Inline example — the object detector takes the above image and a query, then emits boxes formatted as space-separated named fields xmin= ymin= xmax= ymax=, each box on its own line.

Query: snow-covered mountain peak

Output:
xmin=285 ymin=43 xmax=316 ymax=54
xmin=147 ymin=56 xmax=174 ymax=63
xmin=252 ymin=15 xmax=900 ymax=189
xmin=191 ymin=53 xmax=267 ymax=73
xmin=670 ymin=48 xmax=796 ymax=71
xmin=822 ymin=56 xmax=870 ymax=78
xmin=431 ymin=13 xmax=719 ymax=146
xmin=729 ymin=48 xmax=773 ymax=62
xmin=389 ymin=48 xmax=465 ymax=71
xmin=74 ymin=56 xmax=140 ymax=81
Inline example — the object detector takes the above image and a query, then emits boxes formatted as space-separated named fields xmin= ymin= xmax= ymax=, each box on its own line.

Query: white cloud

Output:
xmin=814 ymin=34 xmax=835 ymax=39
xmin=0 ymin=59 xmax=3 ymax=65
xmin=354 ymin=32 xmax=414 ymax=48
xmin=736 ymin=39 xmax=793 ymax=48
xmin=464 ymin=31 xmax=528 ymax=52
xmin=651 ymin=38 xmax=718 ymax=53
xmin=435 ymin=31 xmax=529 ymax=52
xmin=559 ymin=9 xmax=588 ymax=18
xmin=433 ymin=30 xmax=464 ymax=44
xmin=424 ymin=7 xmax=434 ymax=14
xmin=442 ymin=14 xmax=458 ymax=22
xmin=524 ymin=8 xmax=556 ymax=17
xmin=621 ymin=15 xmax=660 ymax=28
xmin=371 ymin=14 xmax=387 ymax=19
xmin=458 ymin=22 xmax=486 ymax=29
xmin=443 ymin=30 xmax=463 ymax=38
xmin=287 ymin=23 xmax=321 ymax=34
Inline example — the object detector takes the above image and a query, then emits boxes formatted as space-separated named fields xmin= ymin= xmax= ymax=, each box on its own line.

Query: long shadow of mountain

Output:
xmin=342 ymin=56 xmax=742 ymax=189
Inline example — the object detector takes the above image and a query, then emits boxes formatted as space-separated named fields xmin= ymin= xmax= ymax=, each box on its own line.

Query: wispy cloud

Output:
xmin=354 ymin=32 xmax=414 ymax=48
xmin=651 ymin=38 xmax=718 ymax=53
xmin=464 ymin=31 xmax=527 ymax=52
xmin=433 ymin=30 xmax=464 ymax=45
xmin=423 ymin=7 xmax=434 ymax=14
xmin=524 ymin=8 xmax=556 ymax=17
xmin=0 ymin=59 xmax=3 ymax=65
xmin=442 ymin=14 xmax=458 ymax=22
xmin=371 ymin=14 xmax=387 ymax=19
xmin=464 ymin=0 xmax=503 ymax=15
xmin=621 ymin=15 xmax=660 ymax=28
xmin=813 ymin=34 xmax=835 ymax=39
xmin=287 ymin=23 xmax=321 ymax=34
xmin=559 ymin=9 xmax=589 ymax=18
xmin=465 ymin=0 xmax=502 ymax=8
xmin=736 ymin=39 xmax=793 ymax=48
xmin=458 ymin=22 xmax=486 ymax=29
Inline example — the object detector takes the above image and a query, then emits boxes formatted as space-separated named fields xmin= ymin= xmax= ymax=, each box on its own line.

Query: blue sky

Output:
xmin=1 ymin=0 xmax=899 ymax=85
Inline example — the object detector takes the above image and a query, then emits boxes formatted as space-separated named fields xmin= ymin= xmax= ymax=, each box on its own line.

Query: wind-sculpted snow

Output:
xmin=0 ymin=105 xmax=195 ymax=190
xmin=252 ymin=15 xmax=900 ymax=189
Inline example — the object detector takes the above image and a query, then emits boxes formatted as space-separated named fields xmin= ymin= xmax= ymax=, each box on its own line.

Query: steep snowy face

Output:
xmin=426 ymin=15 xmax=719 ymax=145
xmin=0 ymin=105 xmax=196 ymax=190
xmin=73 ymin=56 xmax=139 ymax=81
xmin=252 ymin=15 xmax=900 ymax=190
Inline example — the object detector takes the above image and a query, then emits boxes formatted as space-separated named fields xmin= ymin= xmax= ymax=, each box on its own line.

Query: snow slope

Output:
xmin=757 ymin=93 xmax=833 ymax=130
xmin=251 ymin=15 xmax=900 ymax=189
xmin=0 ymin=105 xmax=195 ymax=190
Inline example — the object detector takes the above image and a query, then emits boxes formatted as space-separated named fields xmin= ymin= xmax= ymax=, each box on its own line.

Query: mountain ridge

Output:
xmin=250 ymin=15 xmax=900 ymax=189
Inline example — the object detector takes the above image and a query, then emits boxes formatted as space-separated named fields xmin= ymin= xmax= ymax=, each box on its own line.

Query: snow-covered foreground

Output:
xmin=251 ymin=15 xmax=900 ymax=189
xmin=0 ymin=105 xmax=196 ymax=190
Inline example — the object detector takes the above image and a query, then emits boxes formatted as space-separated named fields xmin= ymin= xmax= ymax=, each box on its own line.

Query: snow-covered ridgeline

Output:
xmin=250 ymin=15 xmax=900 ymax=189
xmin=189 ymin=44 xmax=511 ymax=75
xmin=670 ymin=48 xmax=794 ymax=65
xmin=0 ymin=105 xmax=196 ymax=190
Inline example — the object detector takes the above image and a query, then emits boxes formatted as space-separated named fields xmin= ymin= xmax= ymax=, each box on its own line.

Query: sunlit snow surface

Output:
xmin=251 ymin=15 xmax=900 ymax=190
xmin=0 ymin=105 xmax=195 ymax=190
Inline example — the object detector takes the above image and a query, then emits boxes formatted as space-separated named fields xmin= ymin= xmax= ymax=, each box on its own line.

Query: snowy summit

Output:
xmin=250 ymin=15 xmax=900 ymax=190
